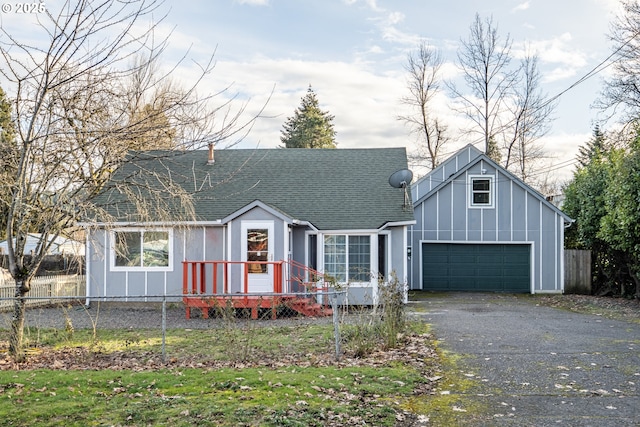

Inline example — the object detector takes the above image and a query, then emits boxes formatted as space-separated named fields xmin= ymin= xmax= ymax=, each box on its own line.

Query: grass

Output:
xmin=0 ymin=323 xmax=335 ymax=362
xmin=402 ymin=344 xmax=488 ymax=426
xmin=0 ymin=364 xmax=421 ymax=426
xmin=0 ymin=315 xmax=437 ymax=426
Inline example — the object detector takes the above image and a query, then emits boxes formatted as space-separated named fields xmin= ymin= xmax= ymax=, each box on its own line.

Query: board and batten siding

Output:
xmin=86 ymin=226 xmax=225 ymax=302
xmin=409 ymin=146 xmax=570 ymax=294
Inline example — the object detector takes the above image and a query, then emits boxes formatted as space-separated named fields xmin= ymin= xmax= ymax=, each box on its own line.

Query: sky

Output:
xmin=0 ymin=0 xmax=625 ymax=184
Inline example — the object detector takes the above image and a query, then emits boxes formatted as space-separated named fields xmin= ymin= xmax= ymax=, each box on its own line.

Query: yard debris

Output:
xmin=538 ymin=295 xmax=640 ymax=322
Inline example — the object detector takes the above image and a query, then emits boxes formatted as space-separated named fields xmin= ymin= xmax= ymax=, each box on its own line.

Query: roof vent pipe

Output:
xmin=207 ymin=144 xmax=215 ymax=165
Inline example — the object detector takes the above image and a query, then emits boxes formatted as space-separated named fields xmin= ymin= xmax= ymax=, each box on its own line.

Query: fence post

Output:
xmin=161 ymin=296 xmax=167 ymax=363
xmin=331 ymin=292 xmax=341 ymax=361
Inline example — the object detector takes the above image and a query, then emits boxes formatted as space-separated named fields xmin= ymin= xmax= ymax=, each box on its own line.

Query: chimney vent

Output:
xmin=207 ymin=144 xmax=215 ymax=165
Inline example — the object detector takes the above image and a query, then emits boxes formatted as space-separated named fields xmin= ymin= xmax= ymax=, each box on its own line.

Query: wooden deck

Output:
xmin=182 ymin=260 xmax=332 ymax=319
xmin=183 ymin=295 xmax=331 ymax=319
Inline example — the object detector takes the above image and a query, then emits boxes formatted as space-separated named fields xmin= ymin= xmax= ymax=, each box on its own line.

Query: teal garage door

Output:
xmin=422 ymin=243 xmax=531 ymax=292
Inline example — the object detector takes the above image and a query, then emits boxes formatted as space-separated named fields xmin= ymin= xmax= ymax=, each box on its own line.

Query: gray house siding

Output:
xmin=87 ymin=221 xmax=412 ymax=303
xmin=87 ymin=226 xmax=227 ymax=302
xmin=389 ymin=226 xmax=408 ymax=282
xmin=409 ymin=145 xmax=571 ymax=294
xmin=411 ymin=145 xmax=479 ymax=201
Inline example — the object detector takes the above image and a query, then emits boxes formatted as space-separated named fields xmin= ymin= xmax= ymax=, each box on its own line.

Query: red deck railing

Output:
xmin=182 ymin=260 xmax=285 ymax=296
xmin=285 ymin=259 xmax=329 ymax=294
xmin=182 ymin=259 xmax=330 ymax=296
xmin=181 ymin=260 xmax=332 ymax=319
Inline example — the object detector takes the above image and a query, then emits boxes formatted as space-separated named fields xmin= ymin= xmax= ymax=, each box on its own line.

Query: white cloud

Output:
xmin=511 ymin=2 xmax=531 ymax=12
xmin=544 ymin=66 xmax=580 ymax=82
xmin=593 ymin=0 xmax=623 ymax=14
xmin=182 ymin=56 xmax=415 ymax=149
xmin=387 ymin=11 xmax=405 ymax=25
xmin=536 ymin=132 xmax=589 ymax=181
xmin=363 ymin=0 xmax=384 ymax=13
xmin=512 ymin=33 xmax=589 ymax=83
xmin=365 ymin=45 xmax=384 ymax=55
xmin=380 ymin=25 xmax=419 ymax=46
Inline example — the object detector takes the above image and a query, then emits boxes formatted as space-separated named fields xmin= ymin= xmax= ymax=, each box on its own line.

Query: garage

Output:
xmin=409 ymin=145 xmax=572 ymax=293
xmin=422 ymin=243 xmax=531 ymax=292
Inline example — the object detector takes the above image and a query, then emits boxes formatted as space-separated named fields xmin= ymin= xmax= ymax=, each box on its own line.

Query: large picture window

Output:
xmin=112 ymin=230 xmax=171 ymax=270
xmin=324 ymin=235 xmax=371 ymax=283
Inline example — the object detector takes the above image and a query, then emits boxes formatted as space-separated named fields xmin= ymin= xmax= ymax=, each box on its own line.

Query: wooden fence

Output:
xmin=564 ymin=249 xmax=591 ymax=294
xmin=0 ymin=275 xmax=86 ymax=310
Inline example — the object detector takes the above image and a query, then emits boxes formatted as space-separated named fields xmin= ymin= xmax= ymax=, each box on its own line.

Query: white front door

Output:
xmin=241 ymin=221 xmax=274 ymax=293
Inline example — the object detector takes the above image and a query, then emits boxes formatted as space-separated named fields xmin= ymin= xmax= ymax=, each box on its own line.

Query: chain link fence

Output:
xmin=0 ymin=291 xmax=353 ymax=364
xmin=0 ymin=273 xmax=409 ymax=368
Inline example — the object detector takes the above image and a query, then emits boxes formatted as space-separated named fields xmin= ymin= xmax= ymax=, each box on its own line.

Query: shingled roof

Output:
xmin=93 ymin=148 xmax=415 ymax=230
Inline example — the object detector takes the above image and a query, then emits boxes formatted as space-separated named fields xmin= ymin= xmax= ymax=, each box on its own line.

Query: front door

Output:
xmin=241 ymin=221 xmax=274 ymax=293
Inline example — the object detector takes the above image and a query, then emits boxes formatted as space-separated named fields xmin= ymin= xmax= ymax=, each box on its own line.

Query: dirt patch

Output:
xmin=537 ymin=294 xmax=640 ymax=322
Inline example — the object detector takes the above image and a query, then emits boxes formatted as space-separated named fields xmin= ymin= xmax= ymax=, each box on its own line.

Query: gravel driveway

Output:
xmin=409 ymin=293 xmax=640 ymax=426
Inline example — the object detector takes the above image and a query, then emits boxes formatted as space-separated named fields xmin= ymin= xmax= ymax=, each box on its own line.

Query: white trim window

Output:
xmin=111 ymin=229 xmax=173 ymax=271
xmin=324 ymin=235 xmax=371 ymax=283
xmin=469 ymin=175 xmax=494 ymax=208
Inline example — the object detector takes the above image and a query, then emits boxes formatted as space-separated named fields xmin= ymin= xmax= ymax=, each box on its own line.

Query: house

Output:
xmin=83 ymin=147 xmax=415 ymax=311
xmin=409 ymin=144 xmax=572 ymax=293
xmin=0 ymin=233 xmax=85 ymax=256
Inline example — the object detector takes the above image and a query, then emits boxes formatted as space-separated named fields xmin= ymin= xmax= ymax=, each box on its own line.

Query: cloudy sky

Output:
xmin=0 ymin=0 xmax=624 ymax=183
xmin=164 ymin=0 xmax=622 ymax=183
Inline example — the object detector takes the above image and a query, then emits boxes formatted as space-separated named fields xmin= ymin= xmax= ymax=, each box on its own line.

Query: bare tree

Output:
xmin=503 ymin=54 xmax=556 ymax=182
xmin=449 ymin=13 xmax=519 ymax=163
xmin=597 ymin=0 xmax=640 ymax=125
xmin=0 ymin=86 xmax=18 ymax=240
xmin=399 ymin=41 xmax=450 ymax=170
xmin=0 ymin=0 xmax=265 ymax=360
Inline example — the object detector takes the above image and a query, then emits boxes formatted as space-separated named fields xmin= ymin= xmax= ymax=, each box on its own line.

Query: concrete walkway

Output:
xmin=409 ymin=293 xmax=640 ymax=426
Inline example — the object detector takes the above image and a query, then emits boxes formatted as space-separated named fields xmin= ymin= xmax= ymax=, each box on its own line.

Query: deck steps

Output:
xmin=285 ymin=297 xmax=333 ymax=317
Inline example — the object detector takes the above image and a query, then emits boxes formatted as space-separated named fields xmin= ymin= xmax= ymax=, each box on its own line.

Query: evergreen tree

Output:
xmin=486 ymin=136 xmax=502 ymax=164
xmin=576 ymin=125 xmax=609 ymax=168
xmin=280 ymin=86 xmax=337 ymax=148
xmin=599 ymin=131 xmax=640 ymax=297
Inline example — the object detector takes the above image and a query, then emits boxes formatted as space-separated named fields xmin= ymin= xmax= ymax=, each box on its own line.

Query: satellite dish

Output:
xmin=388 ymin=169 xmax=413 ymax=211
xmin=389 ymin=169 xmax=413 ymax=188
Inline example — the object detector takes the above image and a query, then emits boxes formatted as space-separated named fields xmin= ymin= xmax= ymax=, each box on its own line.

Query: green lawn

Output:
xmin=0 ymin=365 xmax=422 ymax=426
xmin=0 ymin=322 xmax=439 ymax=426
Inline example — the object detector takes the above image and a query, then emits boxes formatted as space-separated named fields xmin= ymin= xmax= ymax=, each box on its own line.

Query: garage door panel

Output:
xmin=450 ymin=257 xmax=476 ymax=266
xmin=422 ymin=243 xmax=530 ymax=292
xmin=476 ymin=267 xmax=500 ymax=277
xmin=507 ymin=270 xmax=529 ymax=279
xmin=504 ymin=254 xmax=529 ymax=263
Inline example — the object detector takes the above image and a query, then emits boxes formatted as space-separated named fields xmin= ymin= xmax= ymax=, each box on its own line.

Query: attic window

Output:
xmin=469 ymin=175 xmax=494 ymax=208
